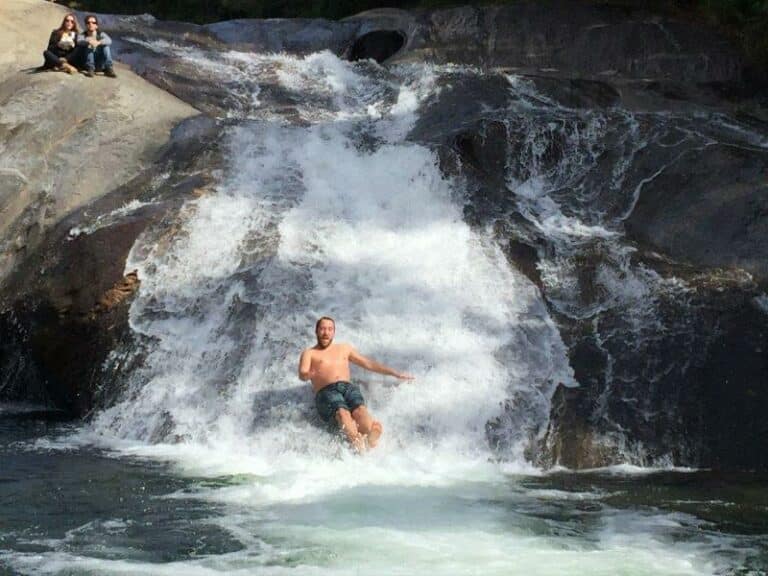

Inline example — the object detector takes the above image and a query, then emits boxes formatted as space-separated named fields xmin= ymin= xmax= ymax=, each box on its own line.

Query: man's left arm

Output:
xmin=349 ymin=347 xmax=414 ymax=380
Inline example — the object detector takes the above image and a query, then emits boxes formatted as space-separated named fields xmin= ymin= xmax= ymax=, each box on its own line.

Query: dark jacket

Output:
xmin=46 ymin=29 xmax=78 ymax=58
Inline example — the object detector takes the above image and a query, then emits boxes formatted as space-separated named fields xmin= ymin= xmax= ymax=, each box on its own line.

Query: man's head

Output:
xmin=85 ymin=15 xmax=99 ymax=32
xmin=315 ymin=316 xmax=335 ymax=349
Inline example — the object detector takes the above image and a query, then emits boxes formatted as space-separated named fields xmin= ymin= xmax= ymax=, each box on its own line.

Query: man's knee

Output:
xmin=351 ymin=405 xmax=369 ymax=419
xmin=335 ymin=408 xmax=354 ymax=428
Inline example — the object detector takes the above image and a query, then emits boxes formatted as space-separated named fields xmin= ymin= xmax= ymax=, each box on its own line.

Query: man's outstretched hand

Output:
xmin=396 ymin=372 xmax=415 ymax=381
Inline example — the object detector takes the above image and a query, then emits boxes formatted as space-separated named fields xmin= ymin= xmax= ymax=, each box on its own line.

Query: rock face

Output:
xmin=348 ymin=3 xmax=744 ymax=84
xmin=0 ymin=0 xmax=66 ymax=71
xmin=409 ymin=69 xmax=768 ymax=470
xmin=625 ymin=144 xmax=768 ymax=286
xmin=0 ymin=0 xmax=197 ymax=283
xmin=0 ymin=114 xmax=221 ymax=415
xmin=90 ymin=1 xmax=747 ymax=115
xmin=0 ymin=0 xmax=200 ymax=413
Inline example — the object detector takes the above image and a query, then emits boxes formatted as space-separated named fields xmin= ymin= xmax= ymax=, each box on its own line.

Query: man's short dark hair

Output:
xmin=315 ymin=316 xmax=335 ymax=331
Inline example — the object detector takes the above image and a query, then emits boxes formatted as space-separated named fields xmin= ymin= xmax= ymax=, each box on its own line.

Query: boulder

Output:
xmin=625 ymin=143 xmax=768 ymax=288
xmin=0 ymin=0 xmax=197 ymax=285
xmin=0 ymin=0 xmax=210 ymax=415
xmin=0 ymin=114 xmax=221 ymax=415
xmin=388 ymin=2 xmax=744 ymax=84
xmin=411 ymin=64 xmax=768 ymax=470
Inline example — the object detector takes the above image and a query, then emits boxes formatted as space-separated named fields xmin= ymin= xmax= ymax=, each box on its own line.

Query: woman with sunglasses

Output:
xmin=42 ymin=13 xmax=80 ymax=74
xmin=77 ymin=15 xmax=116 ymax=78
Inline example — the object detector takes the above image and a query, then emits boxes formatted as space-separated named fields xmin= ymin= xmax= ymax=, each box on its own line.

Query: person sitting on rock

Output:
xmin=42 ymin=13 xmax=80 ymax=74
xmin=77 ymin=15 xmax=116 ymax=78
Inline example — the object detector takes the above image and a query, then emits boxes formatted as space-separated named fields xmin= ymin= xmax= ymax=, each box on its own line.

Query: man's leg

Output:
xmin=94 ymin=46 xmax=113 ymax=76
xmin=102 ymin=46 xmax=116 ymax=77
xmin=94 ymin=46 xmax=104 ymax=71
xmin=335 ymin=408 xmax=365 ymax=453
xmin=351 ymin=405 xmax=383 ymax=448
xmin=67 ymin=46 xmax=86 ymax=70
xmin=83 ymin=48 xmax=96 ymax=76
xmin=95 ymin=45 xmax=114 ymax=72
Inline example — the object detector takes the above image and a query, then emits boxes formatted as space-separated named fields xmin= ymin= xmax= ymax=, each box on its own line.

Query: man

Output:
xmin=77 ymin=15 xmax=116 ymax=78
xmin=299 ymin=316 xmax=414 ymax=452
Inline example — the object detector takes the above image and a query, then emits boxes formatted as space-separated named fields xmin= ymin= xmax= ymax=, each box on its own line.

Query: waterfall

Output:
xmin=85 ymin=47 xmax=573 ymax=481
xmin=4 ymin=23 xmax=763 ymax=576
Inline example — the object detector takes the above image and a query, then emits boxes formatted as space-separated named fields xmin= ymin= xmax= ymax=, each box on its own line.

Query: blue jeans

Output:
xmin=85 ymin=45 xmax=113 ymax=71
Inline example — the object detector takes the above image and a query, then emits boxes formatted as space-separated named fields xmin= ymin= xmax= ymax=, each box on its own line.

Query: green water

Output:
xmin=1 ymin=418 xmax=766 ymax=576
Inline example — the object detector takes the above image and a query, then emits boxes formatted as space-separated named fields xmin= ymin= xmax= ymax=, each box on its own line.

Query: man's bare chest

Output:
xmin=311 ymin=349 xmax=349 ymax=370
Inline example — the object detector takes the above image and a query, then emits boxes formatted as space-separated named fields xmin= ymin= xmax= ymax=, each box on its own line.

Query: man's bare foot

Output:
xmin=350 ymin=433 xmax=367 ymax=454
xmin=367 ymin=422 xmax=383 ymax=448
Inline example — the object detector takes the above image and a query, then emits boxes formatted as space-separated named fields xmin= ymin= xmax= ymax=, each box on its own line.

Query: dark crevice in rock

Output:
xmin=347 ymin=30 xmax=405 ymax=63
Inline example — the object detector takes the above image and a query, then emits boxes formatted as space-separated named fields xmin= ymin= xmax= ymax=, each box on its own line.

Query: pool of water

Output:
xmin=2 ymin=417 xmax=766 ymax=576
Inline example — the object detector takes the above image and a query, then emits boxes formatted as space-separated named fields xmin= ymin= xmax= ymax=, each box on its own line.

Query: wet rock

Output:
xmin=696 ymin=300 xmax=768 ymax=470
xmin=525 ymin=76 xmax=622 ymax=109
xmin=0 ymin=115 xmax=222 ymax=416
xmin=0 ymin=209 xmax=155 ymax=415
xmin=412 ymin=60 xmax=768 ymax=471
xmin=540 ymin=384 xmax=617 ymax=469
xmin=206 ymin=17 xmax=358 ymax=54
xmin=396 ymin=3 xmax=743 ymax=84
xmin=626 ymin=144 xmax=768 ymax=288
xmin=539 ymin=282 xmax=768 ymax=471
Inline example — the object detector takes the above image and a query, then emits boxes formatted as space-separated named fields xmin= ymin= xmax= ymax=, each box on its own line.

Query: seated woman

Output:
xmin=77 ymin=15 xmax=116 ymax=78
xmin=42 ymin=13 xmax=80 ymax=74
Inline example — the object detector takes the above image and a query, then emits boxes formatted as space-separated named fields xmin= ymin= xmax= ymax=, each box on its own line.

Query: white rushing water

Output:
xmin=88 ymin=48 xmax=573 ymax=490
xmin=9 ymin=47 xmax=750 ymax=576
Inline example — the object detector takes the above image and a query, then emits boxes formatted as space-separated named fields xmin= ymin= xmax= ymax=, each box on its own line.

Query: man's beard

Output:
xmin=316 ymin=337 xmax=333 ymax=350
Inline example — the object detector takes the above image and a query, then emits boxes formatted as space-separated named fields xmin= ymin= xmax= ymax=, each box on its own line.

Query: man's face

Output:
xmin=315 ymin=320 xmax=335 ymax=349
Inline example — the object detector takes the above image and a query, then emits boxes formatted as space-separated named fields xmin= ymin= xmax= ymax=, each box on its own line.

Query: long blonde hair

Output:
xmin=56 ymin=13 xmax=81 ymax=37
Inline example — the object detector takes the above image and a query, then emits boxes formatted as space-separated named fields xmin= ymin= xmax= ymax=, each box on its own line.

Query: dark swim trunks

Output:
xmin=315 ymin=381 xmax=366 ymax=425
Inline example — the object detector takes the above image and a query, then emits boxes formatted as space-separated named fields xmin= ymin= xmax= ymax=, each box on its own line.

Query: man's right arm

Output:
xmin=298 ymin=349 xmax=312 ymax=381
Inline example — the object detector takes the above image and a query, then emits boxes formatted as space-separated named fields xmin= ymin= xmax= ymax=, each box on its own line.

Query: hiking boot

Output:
xmin=62 ymin=62 xmax=77 ymax=75
xmin=83 ymin=68 xmax=94 ymax=78
xmin=104 ymin=67 xmax=117 ymax=78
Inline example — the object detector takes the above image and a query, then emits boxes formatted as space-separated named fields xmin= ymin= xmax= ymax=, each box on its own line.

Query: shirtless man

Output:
xmin=299 ymin=316 xmax=414 ymax=452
